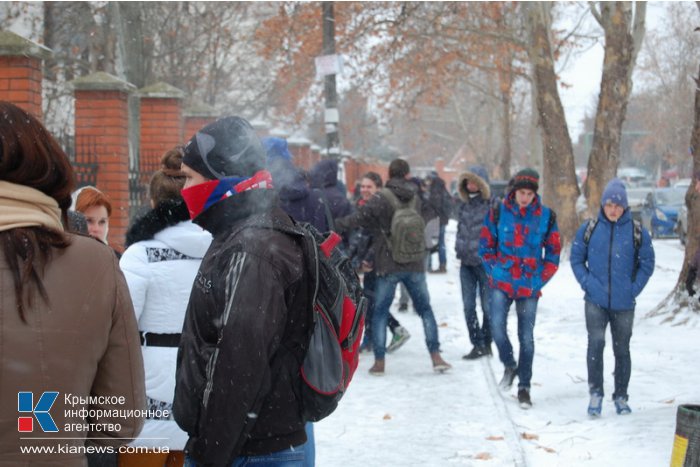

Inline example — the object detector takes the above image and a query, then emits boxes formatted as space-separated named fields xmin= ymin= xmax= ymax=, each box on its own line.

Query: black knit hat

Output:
xmin=512 ymin=168 xmax=539 ymax=193
xmin=182 ymin=116 xmax=266 ymax=180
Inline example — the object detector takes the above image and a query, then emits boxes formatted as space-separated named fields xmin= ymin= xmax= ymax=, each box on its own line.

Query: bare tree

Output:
xmin=524 ymin=2 xmax=580 ymax=244
xmin=583 ymin=2 xmax=646 ymax=213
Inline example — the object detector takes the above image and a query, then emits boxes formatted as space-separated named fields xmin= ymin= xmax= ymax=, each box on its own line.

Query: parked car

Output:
xmin=674 ymin=178 xmax=692 ymax=189
xmin=676 ymin=204 xmax=688 ymax=245
xmin=626 ymin=187 xmax=652 ymax=223
xmin=619 ymin=167 xmax=654 ymax=187
xmin=640 ymin=188 xmax=685 ymax=238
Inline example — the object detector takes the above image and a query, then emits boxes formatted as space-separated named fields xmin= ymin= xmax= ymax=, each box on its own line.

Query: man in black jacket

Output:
xmin=173 ymin=117 xmax=313 ymax=466
xmin=335 ymin=158 xmax=452 ymax=376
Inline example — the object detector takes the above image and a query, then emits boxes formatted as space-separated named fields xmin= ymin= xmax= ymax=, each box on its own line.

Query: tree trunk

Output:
xmin=584 ymin=2 xmax=646 ymax=213
xmin=525 ymin=2 xmax=580 ymax=245
xmin=499 ymin=90 xmax=512 ymax=180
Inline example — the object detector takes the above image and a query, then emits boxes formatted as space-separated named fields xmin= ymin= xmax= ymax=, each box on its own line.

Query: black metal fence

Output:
xmin=61 ymin=135 xmax=99 ymax=189
xmin=128 ymin=152 xmax=160 ymax=221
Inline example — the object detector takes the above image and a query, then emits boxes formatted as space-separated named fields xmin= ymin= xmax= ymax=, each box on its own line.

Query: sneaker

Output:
xmin=517 ymin=388 xmax=532 ymax=409
xmin=368 ymin=360 xmax=385 ymax=376
xmin=462 ymin=346 xmax=487 ymax=360
xmin=398 ymin=303 xmax=408 ymax=312
xmin=431 ymin=352 xmax=452 ymax=373
xmin=499 ymin=366 xmax=518 ymax=389
xmin=588 ymin=394 xmax=603 ymax=417
xmin=386 ymin=326 xmax=411 ymax=353
xmin=614 ymin=397 xmax=631 ymax=415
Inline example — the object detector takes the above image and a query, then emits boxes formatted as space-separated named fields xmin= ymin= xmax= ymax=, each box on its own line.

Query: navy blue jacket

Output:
xmin=570 ymin=208 xmax=655 ymax=311
xmin=310 ymin=159 xmax=353 ymax=224
xmin=270 ymin=159 xmax=329 ymax=232
xmin=455 ymin=171 xmax=491 ymax=266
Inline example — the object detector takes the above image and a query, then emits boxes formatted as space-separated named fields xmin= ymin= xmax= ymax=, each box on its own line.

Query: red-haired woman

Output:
xmin=74 ymin=186 xmax=113 ymax=244
xmin=0 ymin=101 xmax=145 ymax=466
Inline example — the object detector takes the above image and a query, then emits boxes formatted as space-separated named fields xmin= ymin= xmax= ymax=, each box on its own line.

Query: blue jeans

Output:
xmin=373 ymin=272 xmax=440 ymax=360
xmin=489 ymin=288 xmax=538 ymax=389
xmin=185 ymin=446 xmax=305 ymax=467
xmin=585 ymin=301 xmax=634 ymax=400
xmin=459 ymin=264 xmax=491 ymax=348
xmin=437 ymin=224 xmax=446 ymax=266
xmin=362 ymin=271 xmax=400 ymax=347
xmin=428 ymin=224 xmax=447 ymax=269
xmin=302 ymin=423 xmax=314 ymax=467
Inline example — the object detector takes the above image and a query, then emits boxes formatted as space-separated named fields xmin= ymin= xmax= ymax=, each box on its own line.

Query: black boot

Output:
xmin=462 ymin=346 xmax=486 ymax=360
xmin=499 ymin=366 xmax=518 ymax=389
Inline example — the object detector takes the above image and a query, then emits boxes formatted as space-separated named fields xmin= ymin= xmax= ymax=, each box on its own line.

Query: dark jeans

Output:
xmin=373 ymin=272 xmax=440 ymax=360
xmin=362 ymin=270 xmax=400 ymax=346
xmin=585 ymin=300 xmax=634 ymax=400
xmin=489 ymin=288 xmax=538 ymax=389
xmin=185 ymin=447 xmax=304 ymax=467
xmin=459 ymin=264 xmax=491 ymax=348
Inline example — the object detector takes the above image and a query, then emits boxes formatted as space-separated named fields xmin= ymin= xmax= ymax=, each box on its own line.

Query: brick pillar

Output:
xmin=138 ymin=82 xmax=185 ymax=172
xmin=184 ymin=101 xmax=219 ymax=140
xmin=0 ymin=31 xmax=52 ymax=118
xmin=71 ymin=72 xmax=136 ymax=252
xmin=288 ymin=136 xmax=311 ymax=171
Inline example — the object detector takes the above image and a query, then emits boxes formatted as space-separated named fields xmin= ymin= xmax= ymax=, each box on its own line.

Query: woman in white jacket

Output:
xmin=119 ymin=148 xmax=212 ymax=466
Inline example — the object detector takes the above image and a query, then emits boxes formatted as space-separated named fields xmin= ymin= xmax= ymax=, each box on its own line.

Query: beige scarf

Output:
xmin=0 ymin=181 xmax=64 ymax=233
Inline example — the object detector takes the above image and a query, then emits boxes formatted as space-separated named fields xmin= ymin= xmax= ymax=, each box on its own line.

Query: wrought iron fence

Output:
xmin=128 ymin=151 xmax=160 ymax=221
xmin=61 ymin=135 xmax=99 ymax=189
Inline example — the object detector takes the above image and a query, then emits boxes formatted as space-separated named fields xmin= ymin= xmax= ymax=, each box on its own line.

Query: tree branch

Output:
xmin=588 ymin=1 xmax=603 ymax=26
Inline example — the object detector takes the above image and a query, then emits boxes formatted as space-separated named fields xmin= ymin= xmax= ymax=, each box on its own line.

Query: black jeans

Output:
xmin=585 ymin=300 xmax=634 ymax=400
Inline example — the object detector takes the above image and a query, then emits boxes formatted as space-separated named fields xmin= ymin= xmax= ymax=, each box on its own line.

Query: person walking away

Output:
xmin=425 ymin=171 xmax=452 ymax=273
xmin=0 ymin=101 xmax=145 ymax=466
xmin=349 ymin=172 xmax=411 ymax=354
xmin=310 ymin=158 xmax=353 ymax=229
xmin=263 ymin=136 xmax=329 ymax=232
xmin=335 ymin=158 xmax=451 ymax=376
xmin=479 ymin=168 xmax=561 ymax=408
xmin=173 ymin=117 xmax=313 ymax=466
xmin=570 ymin=178 xmax=654 ymax=417
xmin=119 ymin=148 xmax=212 ymax=466
xmin=455 ymin=166 xmax=493 ymax=360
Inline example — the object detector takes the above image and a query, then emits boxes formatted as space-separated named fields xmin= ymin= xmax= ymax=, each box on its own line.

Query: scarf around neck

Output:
xmin=0 ymin=181 xmax=64 ymax=233
xmin=181 ymin=170 xmax=274 ymax=220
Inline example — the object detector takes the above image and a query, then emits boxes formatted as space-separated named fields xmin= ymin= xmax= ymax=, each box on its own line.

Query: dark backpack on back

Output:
xmin=295 ymin=222 xmax=367 ymax=422
xmin=582 ymin=218 xmax=642 ymax=279
xmin=381 ymin=188 xmax=427 ymax=264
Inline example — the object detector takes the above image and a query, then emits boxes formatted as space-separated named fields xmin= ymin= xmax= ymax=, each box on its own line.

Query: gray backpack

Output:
xmin=381 ymin=188 xmax=426 ymax=264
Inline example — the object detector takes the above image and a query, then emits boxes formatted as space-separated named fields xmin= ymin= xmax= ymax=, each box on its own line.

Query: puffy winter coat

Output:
xmin=1 ymin=232 xmax=145 ymax=466
xmin=120 ymin=199 xmax=212 ymax=450
xmin=310 ymin=159 xmax=353 ymax=224
xmin=479 ymin=193 xmax=561 ymax=298
xmin=274 ymin=163 xmax=329 ymax=232
xmin=335 ymin=178 xmax=433 ymax=275
xmin=347 ymin=197 xmax=376 ymax=270
xmin=570 ymin=208 xmax=654 ymax=311
xmin=173 ymin=190 xmax=313 ymax=466
xmin=455 ymin=170 xmax=492 ymax=266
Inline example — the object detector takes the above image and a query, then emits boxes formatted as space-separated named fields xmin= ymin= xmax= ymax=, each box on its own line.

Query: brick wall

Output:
xmin=139 ymin=97 xmax=183 ymax=169
xmin=74 ymin=90 xmax=131 ymax=251
xmin=0 ymin=56 xmax=43 ymax=118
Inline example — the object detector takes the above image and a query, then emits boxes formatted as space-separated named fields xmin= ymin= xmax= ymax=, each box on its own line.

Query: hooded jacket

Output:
xmin=120 ymin=199 xmax=212 ymax=450
xmin=271 ymin=159 xmax=329 ymax=232
xmin=570 ymin=207 xmax=654 ymax=311
xmin=0 ymin=233 xmax=145 ymax=466
xmin=479 ymin=192 xmax=561 ymax=299
xmin=455 ymin=169 xmax=492 ymax=266
xmin=335 ymin=177 xmax=432 ymax=275
xmin=310 ymin=159 xmax=352 ymax=223
xmin=173 ymin=189 xmax=312 ymax=466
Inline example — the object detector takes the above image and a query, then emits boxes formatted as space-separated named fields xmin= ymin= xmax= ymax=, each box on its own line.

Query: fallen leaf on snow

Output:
xmin=537 ymin=445 xmax=557 ymax=453
xmin=474 ymin=452 xmax=492 ymax=460
xmin=521 ymin=432 xmax=539 ymax=440
xmin=383 ymin=413 xmax=392 ymax=420
xmin=486 ymin=436 xmax=504 ymax=441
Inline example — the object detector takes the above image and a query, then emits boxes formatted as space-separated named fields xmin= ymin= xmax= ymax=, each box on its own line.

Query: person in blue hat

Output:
xmin=571 ymin=177 xmax=655 ymax=417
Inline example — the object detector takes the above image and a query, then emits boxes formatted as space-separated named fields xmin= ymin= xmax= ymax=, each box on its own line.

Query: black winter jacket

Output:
xmin=455 ymin=171 xmax=492 ymax=266
xmin=173 ymin=189 xmax=312 ymax=466
xmin=335 ymin=178 xmax=434 ymax=276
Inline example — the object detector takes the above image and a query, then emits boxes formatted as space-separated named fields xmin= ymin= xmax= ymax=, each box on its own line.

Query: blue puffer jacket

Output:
xmin=570 ymin=208 xmax=655 ymax=311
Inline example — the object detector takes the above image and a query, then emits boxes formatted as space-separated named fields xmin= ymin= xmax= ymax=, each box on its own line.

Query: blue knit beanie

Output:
xmin=601 ymin=178 xmax=628 ymax=209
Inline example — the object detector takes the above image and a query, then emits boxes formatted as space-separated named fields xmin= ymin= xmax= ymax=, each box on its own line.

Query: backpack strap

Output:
xmin=314 ymin=188 xmax=335 ymax=232
xmin=632 ymin=219 xmax=642 ymax=280
xmin=583 ymin=219 xmax=598 ymax=245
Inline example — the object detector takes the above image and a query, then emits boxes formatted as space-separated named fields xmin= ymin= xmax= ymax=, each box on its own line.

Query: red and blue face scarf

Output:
xmin=181 ymin=170 xmax=274 ymax=220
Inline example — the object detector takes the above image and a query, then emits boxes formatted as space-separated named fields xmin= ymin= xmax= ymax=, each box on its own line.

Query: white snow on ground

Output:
xmin=316 ymin=220 xmax=699 ymax=466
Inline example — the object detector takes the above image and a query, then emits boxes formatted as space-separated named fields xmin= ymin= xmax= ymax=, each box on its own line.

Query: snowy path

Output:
xmin=315 ymin=222 xmax=699 ymax=466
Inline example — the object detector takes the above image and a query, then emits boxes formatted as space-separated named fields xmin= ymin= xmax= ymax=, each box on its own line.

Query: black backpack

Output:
xmin=294 ymin=222 xmax=367 ymax=422
xmin=582 ymin=218 xmax=642 ymax=278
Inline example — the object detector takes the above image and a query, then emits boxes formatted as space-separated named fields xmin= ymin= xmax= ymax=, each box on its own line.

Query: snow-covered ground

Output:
xmin=316 ymin=221 xmax=699 ymax=466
